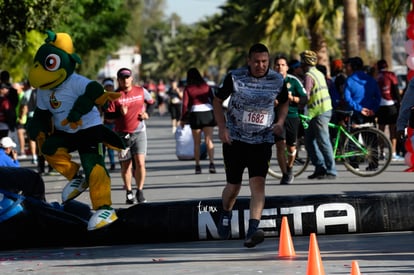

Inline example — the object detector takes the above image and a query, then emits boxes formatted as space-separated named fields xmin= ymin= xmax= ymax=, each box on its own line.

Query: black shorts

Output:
xmin=42 ymin=125 xmax=106 ymax=155
xmin=376 ymin=105 xmax=398 ymax=125
xmin=223 ymin=140 xmax=273 ymax=184
xmin=190 ymin=110 xmax=216 ymax=129
xmin=168 ymin=103 xmax=181 ymax=120
xmin=16 ymin=123 xmax=26 ymax=130
xmin=274 ymin=117 xmax=300 ymax=146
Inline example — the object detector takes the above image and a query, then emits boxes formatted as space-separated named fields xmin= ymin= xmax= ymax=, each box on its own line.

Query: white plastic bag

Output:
xmin=175 ymin=125 xmax=195 ymax=160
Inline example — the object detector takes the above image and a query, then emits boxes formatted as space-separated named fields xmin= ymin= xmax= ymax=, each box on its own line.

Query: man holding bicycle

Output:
xmin=343 ymin=57 xmax=381 ymax=171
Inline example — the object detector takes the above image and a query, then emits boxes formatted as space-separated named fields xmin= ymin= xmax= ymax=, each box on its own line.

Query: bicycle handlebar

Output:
xmin=299 ymin=110 xmax=353 ymax=121
xmin=299 ymin=110 xmax=373 ymax=130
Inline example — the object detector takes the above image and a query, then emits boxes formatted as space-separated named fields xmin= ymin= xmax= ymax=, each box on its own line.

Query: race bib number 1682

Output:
xmin=242 ymin=110 xmax=269 ymax=126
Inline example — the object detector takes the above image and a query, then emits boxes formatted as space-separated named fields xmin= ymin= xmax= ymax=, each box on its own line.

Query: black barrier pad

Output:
xmin=2 ymin=192 xmax=414 ymax=249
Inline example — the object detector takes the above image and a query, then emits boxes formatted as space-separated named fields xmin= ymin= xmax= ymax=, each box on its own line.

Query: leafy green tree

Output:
xmin=0 ymin=0 xmax=68 ymax=80
xmin=265 ymin=0 xmax=343 ymax=72
xmin=198 ymin=0 xmax=342 ymax=77
xmin=55 ymin=0 xmax=131 ymax=77
xmin=0 ymin=0 xmax=67 ymax=49
xmin=0 ymin=0 xmax=134 ymax=80
xmin=0 ymin=30 xmax=45 ymax=81
xmin=132 ymin=0 xmax=165 ymax=46
xmin=1 ymin=0 xmax=409 ymax=84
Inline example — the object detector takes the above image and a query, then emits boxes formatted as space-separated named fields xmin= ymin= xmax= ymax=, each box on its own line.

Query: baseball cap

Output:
xmin=102 ymin=78 xmax=114 ymax=87
xmin=288 ymin=59 xmax=301 ymax=69
xmin=117 ymin=68 xmax=132 ymax=78
xmin=1 ymin=137 xmax=16 ymax=148
xmin=0 ymin=83 xmax=9 ymax=89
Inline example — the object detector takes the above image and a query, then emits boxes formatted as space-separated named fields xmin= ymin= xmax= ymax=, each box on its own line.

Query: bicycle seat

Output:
xmin=334 ymin=110 xmax=353 ymax=117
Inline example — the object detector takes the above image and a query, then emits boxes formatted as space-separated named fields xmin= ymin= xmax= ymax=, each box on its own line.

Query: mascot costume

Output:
xmin=27 ymin=31 xmax=125 ymax=231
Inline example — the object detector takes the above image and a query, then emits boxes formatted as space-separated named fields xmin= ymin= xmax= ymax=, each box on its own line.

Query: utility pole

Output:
xmin=171 ymin=18 xmax=177 ymax=39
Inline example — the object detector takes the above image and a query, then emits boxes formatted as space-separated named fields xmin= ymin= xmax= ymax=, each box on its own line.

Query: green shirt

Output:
xmin=285 ymin=74 xmax=307 ymax=118
xmin=274 ymin=74 xmax=307 ymax=119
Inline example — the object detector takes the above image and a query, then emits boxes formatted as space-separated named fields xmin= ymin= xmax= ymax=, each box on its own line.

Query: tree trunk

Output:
xmin=311 ymin=31 xmax=330 ymax=76
xmin=344 ymin=0 xmax=359 ymax=57
xmin=381 ymin=24 xmax=393 ymax=70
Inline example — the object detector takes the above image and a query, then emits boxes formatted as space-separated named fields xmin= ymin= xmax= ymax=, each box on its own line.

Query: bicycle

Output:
xmin=268 ymin=110 xmax=392 ymax=178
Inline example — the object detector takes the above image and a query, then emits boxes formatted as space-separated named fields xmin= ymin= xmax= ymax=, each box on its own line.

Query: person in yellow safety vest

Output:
xmin=300 ymin=50 xmax=337 ymax=180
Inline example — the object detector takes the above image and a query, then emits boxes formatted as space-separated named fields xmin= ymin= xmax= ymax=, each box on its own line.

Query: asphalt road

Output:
xmin=35 ymin=115 xmax=414 ymax=205
xmin=2 ymin=115 xmax=413 ymax=275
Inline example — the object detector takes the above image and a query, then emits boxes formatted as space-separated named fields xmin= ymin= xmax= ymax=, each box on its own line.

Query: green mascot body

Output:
xmin=27 ymin=31 xmax=125 ymax=231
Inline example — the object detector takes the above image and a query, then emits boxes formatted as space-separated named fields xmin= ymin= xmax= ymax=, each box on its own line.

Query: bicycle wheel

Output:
xmin=268 ymin=137 xmax=309 ymax=178
xmin=342 ymin=128 xmax=392 ymax=177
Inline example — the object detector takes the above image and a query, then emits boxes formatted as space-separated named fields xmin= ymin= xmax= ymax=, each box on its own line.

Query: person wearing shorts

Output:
xmin=376 ymin=59 xmax=402 ymax=161
xmin=213 ymin=43 xmax=289 ymax=248
xmin=273 ymin=55 xmax=308 ymax=184
xmin=181 ymin=67 xmax=217 ymax=174
xmin=274 ymin=116 xmax=301 ymax=177
xmin=106 ymin=68 xmax=155 ymax=204
xmin=167 ymin=79 xmax=183 ymax=134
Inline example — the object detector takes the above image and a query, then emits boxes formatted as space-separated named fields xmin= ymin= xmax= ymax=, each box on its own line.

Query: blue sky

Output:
xmin=165 ymin=0 xmax=226 ymax=24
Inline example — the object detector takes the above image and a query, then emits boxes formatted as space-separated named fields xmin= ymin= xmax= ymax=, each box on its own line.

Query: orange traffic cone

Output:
xmin=306 ymin=233 xmax=325 ymax=275
xmin=350 ymin=260 xmax=361 ymax=275
xmin=278 ymin=216 xmax=296 ymax=257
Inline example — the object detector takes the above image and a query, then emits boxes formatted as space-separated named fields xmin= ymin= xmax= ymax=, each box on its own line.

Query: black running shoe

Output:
xmin=126 ymin=191 xmax=134 ymax=204
xmin=280 ymin=172 xmax=294 ymax=185
xmin=217 ymin=214 xmax=231 ymax=240
xmin=244 ymin=229 xmax=265 ymax=248
xmin=209 ymin=163 xmax=216 ymax=173
xmin=366 ymin=164 xmax=378 ymax=171
xmin=136 ymin=189 xmax=147 ymax=203
xmin=308 ymin=171 xmax=326 ymax=179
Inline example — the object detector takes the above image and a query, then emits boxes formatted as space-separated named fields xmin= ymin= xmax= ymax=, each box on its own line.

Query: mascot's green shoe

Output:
xmin=87 ymin=206 xmax=118 ymax=231
xmin=61 ymin=175 xmax=89 ymax=203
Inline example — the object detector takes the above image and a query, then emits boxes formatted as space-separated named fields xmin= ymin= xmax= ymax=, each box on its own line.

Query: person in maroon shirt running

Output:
xmin=106 ymin=68 xmax=155 ymax=204
xmin=180 ymin=68 xmax=217 ymax=174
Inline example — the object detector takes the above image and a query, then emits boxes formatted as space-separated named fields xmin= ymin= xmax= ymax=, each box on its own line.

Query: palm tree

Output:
xmin=205 ymin=0 xmax=343 ymax=72
xmin=362 ymin=0 xmax=410 ymax=70
xmin=343 ymin=0 xmax=359 ymax=57
xmin=262 ymin=0 xmax=343 ymax=75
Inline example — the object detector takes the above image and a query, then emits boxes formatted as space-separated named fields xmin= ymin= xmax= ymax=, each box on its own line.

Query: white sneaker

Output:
xmin=392 ymin=154 xmax=404 ymax=162
xmin=17 ymin=154 xmax=27 ymax=160
xmin=61 ymin=176 xmax=88 ymax=203
xmin=87 ymin=207 xmax=118 ymax=231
